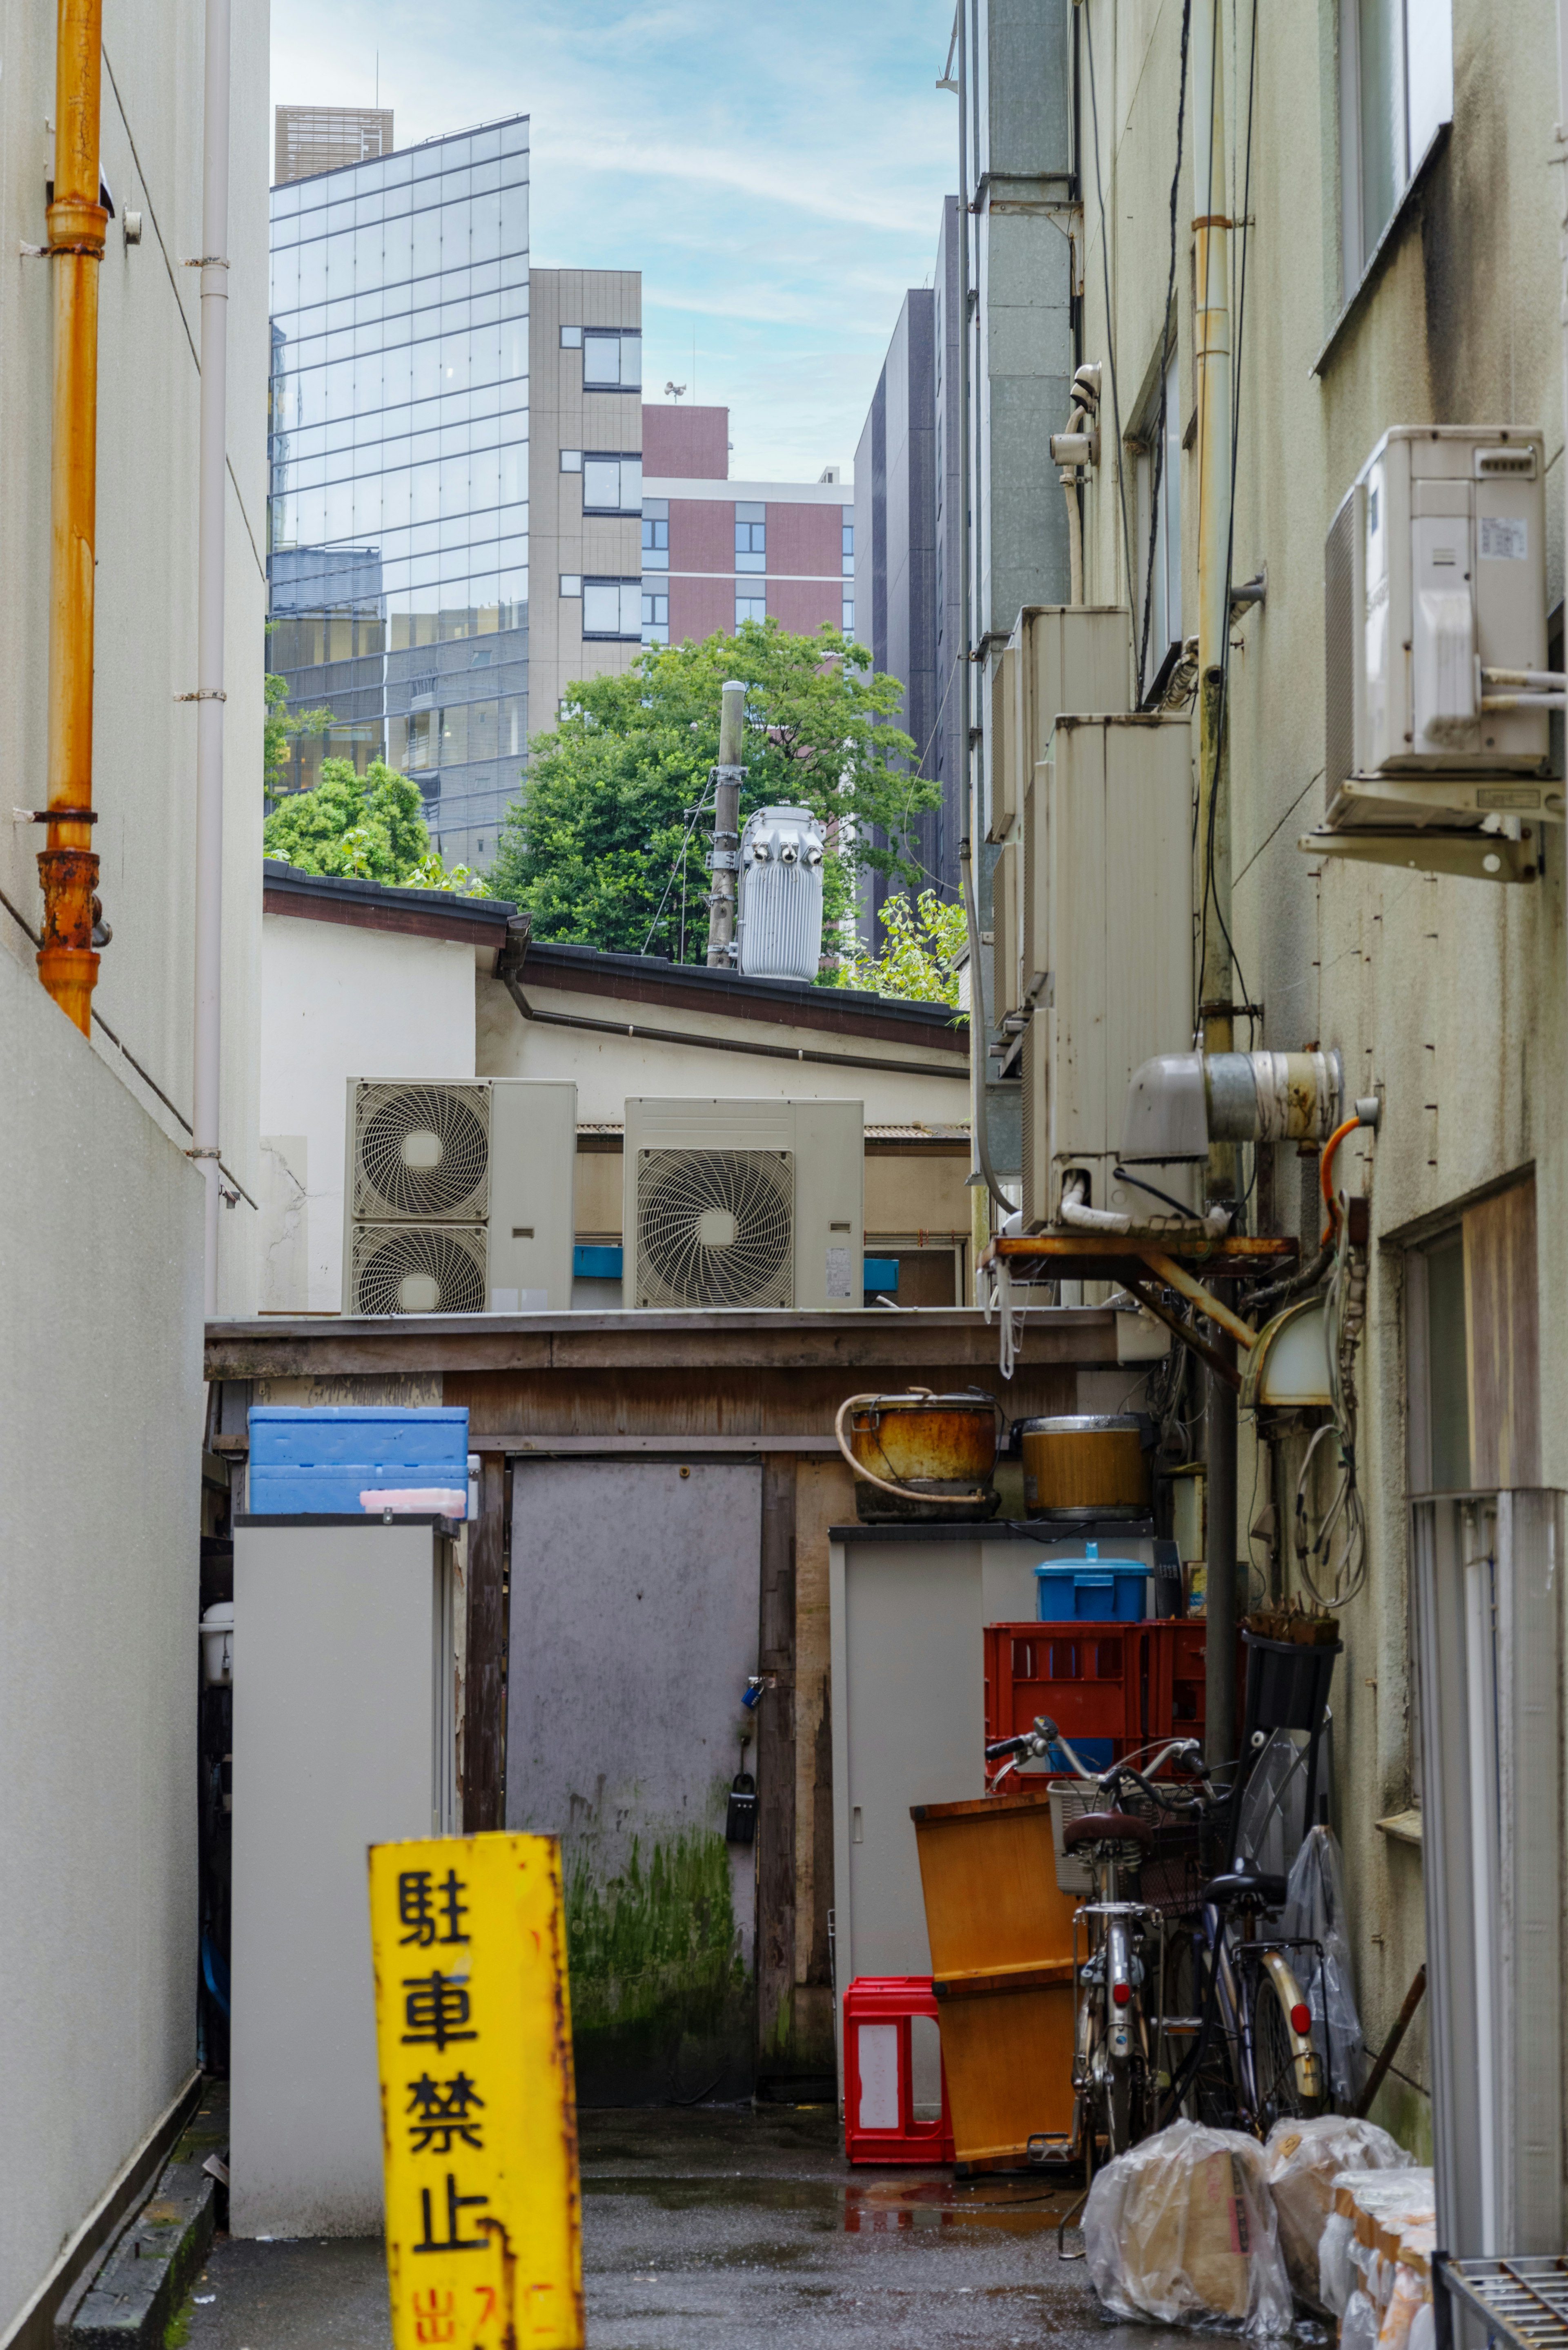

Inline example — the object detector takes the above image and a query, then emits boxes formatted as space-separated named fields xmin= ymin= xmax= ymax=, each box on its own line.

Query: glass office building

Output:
xmin=267 ymin=116 xmax=529 ymax=864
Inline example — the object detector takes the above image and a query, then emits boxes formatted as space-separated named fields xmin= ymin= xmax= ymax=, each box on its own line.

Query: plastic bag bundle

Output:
xmin=1084 ymin=2120 xmax=1294 ymax=2338
xmin=1264 ymin=2115 xmax=1403 ymax=2310
xmin=1378 ymin=2265 xmax=1429 ymax=2350
xmin=1318 ymin=2208 xmax=1357 ymax=2317
xmin=1282 ymin=1825 xmax=1365 ymax=2100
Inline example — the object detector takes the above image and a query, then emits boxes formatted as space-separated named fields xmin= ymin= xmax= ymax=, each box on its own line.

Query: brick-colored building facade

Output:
xmin=639 ymin=403 xmax=852 ymax=650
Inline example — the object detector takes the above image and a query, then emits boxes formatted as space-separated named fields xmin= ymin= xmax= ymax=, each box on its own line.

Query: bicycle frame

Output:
xmin=1168 ymin=1906 xmax=1327 ymax=2125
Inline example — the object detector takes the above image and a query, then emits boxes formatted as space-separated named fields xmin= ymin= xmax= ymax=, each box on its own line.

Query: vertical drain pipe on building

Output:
xmin=38 ymin=0 xmax=107 ymax=1036
xmin=1192 ymin=0 xmax=1239 ymax=1771
xmin=191 ymin=0 xmax=232 ymax=1313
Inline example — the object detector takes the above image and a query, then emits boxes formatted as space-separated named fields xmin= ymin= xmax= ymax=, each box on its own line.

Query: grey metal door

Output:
xmin=505 ymin=1458 xmax=762 ymax=2102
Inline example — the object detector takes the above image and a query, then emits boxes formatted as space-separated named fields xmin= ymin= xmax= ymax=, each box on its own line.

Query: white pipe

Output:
xmin=1192 ymin=0 xmax=1231 ymax=680
xmin=192 ymin=0 xmax=230 ymax=1316
xmin=1059 ymin=401 xmax=1085 ymax=604
xmin=1481 ymin=667 xmax=1567 ymax=690
xmin=1058 ymin=1174 xmax=1131 ymax=1233
xmin=1480 ymin=693 xmax=1567 ymax=712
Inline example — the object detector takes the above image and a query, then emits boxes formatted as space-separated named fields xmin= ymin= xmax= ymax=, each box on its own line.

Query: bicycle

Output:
xmin=985 ymin=1725 xmax=1209 ymax=2164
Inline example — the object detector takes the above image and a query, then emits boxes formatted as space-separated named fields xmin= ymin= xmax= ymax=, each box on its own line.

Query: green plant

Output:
xmin=835 ymin=888 xmax=969 ymax=1010
xmin=488 ymin=619 xmax=927 ymax=959
xmin=263 ymin=757 xmax=489 ymax=895
xmin=263 ymin=671 xmax=334 ymax=795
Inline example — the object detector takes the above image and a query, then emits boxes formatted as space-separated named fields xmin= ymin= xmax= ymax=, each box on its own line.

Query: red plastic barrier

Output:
xmin=842 ymin=1977 xmax=955 ymax=2165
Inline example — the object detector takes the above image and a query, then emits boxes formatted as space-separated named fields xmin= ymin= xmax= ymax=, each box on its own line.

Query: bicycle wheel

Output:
xmin=1245 ymin=1965 xmax=1323 ymax=2127
xmin=1158 ymin=1929 xmax=1238 ymax=2128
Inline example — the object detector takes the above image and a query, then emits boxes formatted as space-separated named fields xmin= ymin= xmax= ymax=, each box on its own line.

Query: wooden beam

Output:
xmin=755 ymin=1456 xmax=798 ymax=2079
xmin=463 ymin=1451 xmax=508 ymax=1833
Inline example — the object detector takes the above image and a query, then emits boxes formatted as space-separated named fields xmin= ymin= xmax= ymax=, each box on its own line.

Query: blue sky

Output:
xmin=270 ymin=0 xmax=960 ymax=483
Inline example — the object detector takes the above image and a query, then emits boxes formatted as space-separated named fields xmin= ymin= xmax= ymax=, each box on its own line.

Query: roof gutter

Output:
xmin=496 ymin=919 xmax=969 ymax=1084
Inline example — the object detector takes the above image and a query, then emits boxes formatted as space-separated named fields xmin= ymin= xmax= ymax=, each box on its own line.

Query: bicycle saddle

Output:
xmin=1200 ymin=1866 xmax=1288 ymax=1911
xmin=1063 ymin=1810 xmax=1154 ymax=1854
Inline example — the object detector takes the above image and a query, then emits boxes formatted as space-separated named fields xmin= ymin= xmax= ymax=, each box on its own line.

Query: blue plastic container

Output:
xmin=1033 ymin=1542 xmax=1149 ymax=1623
xmin=248 ymin=1406 xmax=470 ymax=1516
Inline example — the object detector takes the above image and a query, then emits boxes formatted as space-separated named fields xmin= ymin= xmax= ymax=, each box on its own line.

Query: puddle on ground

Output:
xmin=582 ymin=2169 xmax=1080 ymax=2236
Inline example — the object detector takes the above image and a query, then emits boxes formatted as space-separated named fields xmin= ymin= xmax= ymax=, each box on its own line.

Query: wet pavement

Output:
xmin=182 ymin=2104 xmax=1136 ymax=2348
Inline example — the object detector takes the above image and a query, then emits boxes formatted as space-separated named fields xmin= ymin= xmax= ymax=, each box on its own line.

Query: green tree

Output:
xmin=263 ymin=757 xmax=489 ymax=895
xmin=264 ymin=671 xmax=334 ymax=796
xmin=836 ymin=889 xmax=969 ymax=1011
xmin=487 ymin=619 xmax=928 ymax=960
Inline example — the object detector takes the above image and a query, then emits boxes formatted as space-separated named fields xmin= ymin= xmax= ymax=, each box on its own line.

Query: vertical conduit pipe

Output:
xmin=38 ymin=0 xmax=107 ymax=1035
xmin=192 ymin=0 xmax=231 ymax=1313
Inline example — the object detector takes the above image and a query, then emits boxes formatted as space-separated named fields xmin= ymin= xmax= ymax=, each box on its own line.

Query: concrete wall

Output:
xmin=258 ymin=913 xmax=478 ymax=1311
xmin=0 ymin=952 xmax=204 ymax=2332
xmin=0 ymin=0 xmax=267 ymax=2323
xmin=1074 ymin=0 xmax=1568 ymax=2158
xmin=642 ymin=401 xmax=728 ymax=479
xmin=476 ymin=968 xmax=969 ymax=1125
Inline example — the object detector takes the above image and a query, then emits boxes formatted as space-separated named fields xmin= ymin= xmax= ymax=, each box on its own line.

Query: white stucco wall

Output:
xmin=0 ymin=0 xmax=268 ymax=2324
xmin=0 ymin=952 xmax=204 ymax=2332
xmin=259 ymin=914 xmax=479 ymax=1311
xmin=475 ymin=970 xmax=972 ymax=1125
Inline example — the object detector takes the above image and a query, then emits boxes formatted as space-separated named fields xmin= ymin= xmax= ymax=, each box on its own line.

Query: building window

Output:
xmin=560 ymin=326 xmax=583 ymax=349
xmin=735 ymin=501 xmax=766 ymax=573
xmin=1339 ymin=0 xmax=1452 ymax=293
xmin=581 ymin=453 xmax=643 ymax=513
xmin=583 ymin=578 xmax=641 ymax=638
xmin=560 ymin=449 xmax=583 ymax=473
xmin=641 ymin=589 xmax=669 ymax=646
xmin=642 ymin=513 xmax=669 ymax=569
xmin=736 ymin=593 xmax=767 ymax=627
xmin=582 ymin=330 xmax=642 ymax=389
xmin=842 ymin=514 xmax=855 ymax=578
xmin=842 ymin=597 xmax=855 ymax=638
xmin=1134 ymin=348 xmax=1182 ymax=696
xmin=559 ymin=574 xmax=582 ymax=598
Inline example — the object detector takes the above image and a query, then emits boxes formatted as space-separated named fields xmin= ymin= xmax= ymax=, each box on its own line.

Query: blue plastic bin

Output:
xmin=1033 ymin=1542 xmax=1149 ymax=1622
xmin=248 ymin=1406 xmax=470 ymax=1516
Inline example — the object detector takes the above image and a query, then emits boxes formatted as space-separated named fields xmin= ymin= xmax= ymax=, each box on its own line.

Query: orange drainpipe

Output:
xmin=38 ymin=0 xmax=106 ymax=1035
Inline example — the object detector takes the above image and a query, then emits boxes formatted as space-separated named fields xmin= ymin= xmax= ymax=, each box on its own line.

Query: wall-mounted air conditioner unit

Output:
xmin=342 ymin=1078 xmax=576 ymax=1315
xmin=737 ymin=804 xmax=825 ymax=981
xmin=988 ymin=605 xmax=1131 ymax=845
xmin=1020 ymin=713 xmax=1196 ymax=1228
xmin=1323 ymin=425 xmax=1552 ymax=832
xmin=622 ymin=1097 xmax=863 ymax=1310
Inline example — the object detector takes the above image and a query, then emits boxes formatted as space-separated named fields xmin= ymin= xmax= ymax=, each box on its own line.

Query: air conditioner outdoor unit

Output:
xmin=342 ymin=1078 xmax=577 ymax=1315
xmin=1324 ymin=425 xmax=1551 ymax=828
xmin=1020 ymin=713 xmax=1197 ymax=1229
xmin=622 ymin=1097 xmax=863 ymax=1310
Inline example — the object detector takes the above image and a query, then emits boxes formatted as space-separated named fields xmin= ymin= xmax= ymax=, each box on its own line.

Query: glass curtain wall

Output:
xmin=267 ymin=116 xmax=529 ymax=865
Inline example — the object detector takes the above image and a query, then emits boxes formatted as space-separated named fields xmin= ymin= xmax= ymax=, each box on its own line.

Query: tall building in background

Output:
xmin=274 ymin=105 xmax=394 ymax=185
xmin=931 ymin=196 xmax=963 ymax=907
xmin=267 ymin=116 xmax=531 ymax=871
xmin=639 ymin=404 xmax=849 ymax=651
xmin=531 ymin=270 xmax=644 ymax=729
xmin=853 ymin=288 xmax=957 ymax=930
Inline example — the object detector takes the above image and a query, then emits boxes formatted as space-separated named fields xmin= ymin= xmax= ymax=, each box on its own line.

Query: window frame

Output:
xmin=582 ymin=576 xmax=642 ymax=640
xmin=1337 ymin=0 xmax=1453 ymax=314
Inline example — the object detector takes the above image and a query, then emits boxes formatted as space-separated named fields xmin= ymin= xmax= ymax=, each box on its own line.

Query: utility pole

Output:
xmin=705 ymin=678 xmax=746 ymax=967
xmin=1193 ymin=0 xmax=1238 ymax=1769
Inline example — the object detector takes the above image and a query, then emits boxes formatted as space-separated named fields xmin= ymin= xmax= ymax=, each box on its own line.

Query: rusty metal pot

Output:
xmin=1018 ymin=1414 xmax=1149 ymax=1521
xmin=835 ymin=1388 xmax=1004 ymax=1524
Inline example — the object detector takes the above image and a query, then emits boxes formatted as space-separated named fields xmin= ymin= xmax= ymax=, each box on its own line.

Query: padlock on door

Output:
xmin=725 ymin=1770 xmax=757 ymax=1845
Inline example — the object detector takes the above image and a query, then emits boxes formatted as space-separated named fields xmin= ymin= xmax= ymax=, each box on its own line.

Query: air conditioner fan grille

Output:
xmin=635 ymin=1148 xmax=794 ymax=1309
xmin=353 ymin=1081 xmax=490 ymax=1220
xmin=351 ymin=1224 xmax=488 ymax=1316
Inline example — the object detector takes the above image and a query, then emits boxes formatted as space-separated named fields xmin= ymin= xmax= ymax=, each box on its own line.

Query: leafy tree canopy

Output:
xmin=264 ymin=671 xmax=333 ymax=794
xmin=263 ymin=757 xmax=489 ymax=895
xmin=488 ymin=620 xmax=931 ymax=961
xmin=836 ymin=889 xmax=969 ymax=1012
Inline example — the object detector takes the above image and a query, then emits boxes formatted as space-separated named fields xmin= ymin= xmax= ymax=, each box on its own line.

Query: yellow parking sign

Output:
xmin=369 ymin=1834 xmax=584 ymax=2350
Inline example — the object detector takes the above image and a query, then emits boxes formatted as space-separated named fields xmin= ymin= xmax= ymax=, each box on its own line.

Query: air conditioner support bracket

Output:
xmin=982 ymin=1233 xmax=1298 ymax=1389
xmin=1335 ymin=776 xmax=1564 ymax=823
xmin=1298 ymin=827 xmax=1540 ymax=882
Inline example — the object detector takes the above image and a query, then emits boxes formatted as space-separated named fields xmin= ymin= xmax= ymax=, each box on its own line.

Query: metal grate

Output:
xmin=350 ymin=1223 xmax=487 ymax=1316
xmin=1441 ymin=2259 xmax=1568 ymax=2350
xmin=634 ymin=1148 xmax=794 ymax=1309
xmin=352 ymin=1081 xmax=490 ymax=1223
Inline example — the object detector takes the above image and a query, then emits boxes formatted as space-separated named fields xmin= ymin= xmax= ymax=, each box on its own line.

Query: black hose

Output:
xmin=1245 ymin=1241 xmax=1332 ymax=1316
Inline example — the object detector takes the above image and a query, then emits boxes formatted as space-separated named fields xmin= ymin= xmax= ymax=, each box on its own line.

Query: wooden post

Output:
xmin=464 ymin=1449 xmax=508 ymax=1832
xmin=755 ymin=1455 xmax=797 ymax=2076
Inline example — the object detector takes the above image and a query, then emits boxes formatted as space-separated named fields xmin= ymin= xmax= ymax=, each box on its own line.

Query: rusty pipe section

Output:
xmin=39 ymin=0 xmax=107 ymax=1034
xmin=1205 ymin=1050 xmax=1343 ymax=1145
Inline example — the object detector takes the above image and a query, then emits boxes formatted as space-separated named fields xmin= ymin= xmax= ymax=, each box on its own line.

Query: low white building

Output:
xmin=259 ymin=862 xmax=975 ymax=1313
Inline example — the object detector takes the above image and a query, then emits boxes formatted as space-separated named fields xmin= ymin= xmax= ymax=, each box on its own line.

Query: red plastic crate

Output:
xmin=1139 ymin=1620 xmax=1209 ymax=1742
xmin=842 ymin=1978 xmax=956 ymax=2164
xmin=984 ymin=1621 xmax=1140 ymax=1778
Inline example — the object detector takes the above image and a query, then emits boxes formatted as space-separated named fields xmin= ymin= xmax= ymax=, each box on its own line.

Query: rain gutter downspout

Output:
xmin=191 ymin=0 xmax=231 ymax=1313
xmin=38 ymin=0 xmax=107 ymax=1036
xmin=1192 ymin=0 xmax=1238 ymax=1773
